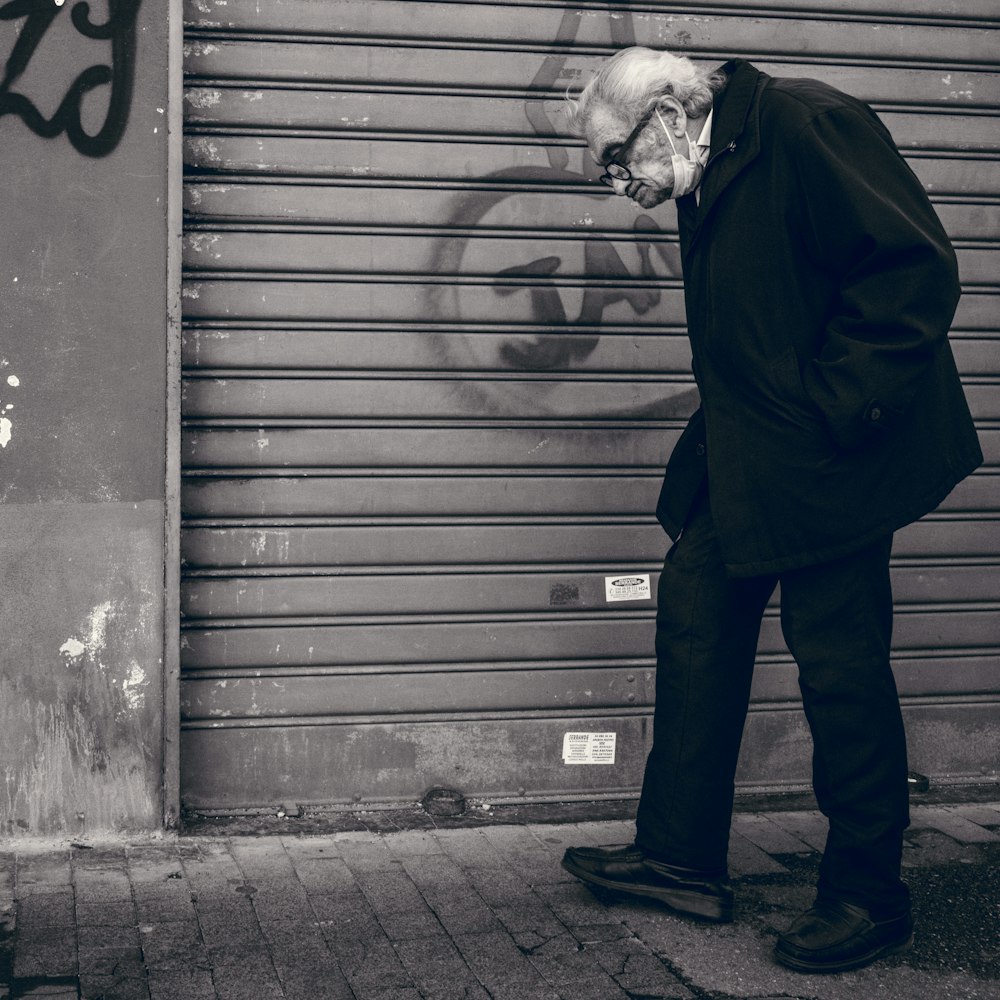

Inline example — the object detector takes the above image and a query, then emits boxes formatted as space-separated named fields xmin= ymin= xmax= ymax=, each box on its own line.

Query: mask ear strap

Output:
xmin=654 ymin=107 xmax=679 ymax=155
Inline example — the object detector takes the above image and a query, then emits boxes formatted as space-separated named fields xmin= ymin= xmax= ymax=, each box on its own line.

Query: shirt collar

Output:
xmin=694 ymin=110 xmax=713 ymax=162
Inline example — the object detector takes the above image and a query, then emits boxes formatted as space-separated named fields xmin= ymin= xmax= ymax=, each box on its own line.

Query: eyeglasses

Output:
xmin=599 ymin=104 xmax=658 ymax=187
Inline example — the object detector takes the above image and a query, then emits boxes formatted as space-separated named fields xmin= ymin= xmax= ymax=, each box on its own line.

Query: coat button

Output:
xmin=696 ymin=443 xmax=706 ymax=456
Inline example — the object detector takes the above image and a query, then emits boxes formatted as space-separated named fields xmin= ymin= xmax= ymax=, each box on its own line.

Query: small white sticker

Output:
xmin=562 ymin=732 xmax=616 ymax=765
xmin=605 ymin=573 xmax=651 ymax=602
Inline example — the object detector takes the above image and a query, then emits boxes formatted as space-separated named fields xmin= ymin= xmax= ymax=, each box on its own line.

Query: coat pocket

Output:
xmin=767 ymin=348 xmax=820 ymax=417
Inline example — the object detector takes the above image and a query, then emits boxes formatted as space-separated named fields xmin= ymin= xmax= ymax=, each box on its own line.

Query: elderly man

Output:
xmin=560 ymin=49 xmax=982 ymax=974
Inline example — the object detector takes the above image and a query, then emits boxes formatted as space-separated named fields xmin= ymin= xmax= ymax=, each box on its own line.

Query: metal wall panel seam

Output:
xmin=176 ymin=695 xmax=1000 ymax=731
xmin=175 ymin=601 xmax=1000 ymax=626
xmin=176 ymin=650 xmax=1000 ymax=680
xmin=180 ymin=0 xmax=1000 ymax=26
xmin=163 ymin=0 xmax=187 ymax=830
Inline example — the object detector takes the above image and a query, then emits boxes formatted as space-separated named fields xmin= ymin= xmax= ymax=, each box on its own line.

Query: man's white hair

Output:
xmin=566 ymin=47 xmax=726 ymax=137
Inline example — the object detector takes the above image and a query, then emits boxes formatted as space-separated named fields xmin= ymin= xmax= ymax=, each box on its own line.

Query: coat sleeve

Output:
xmin=790 ymin=104 xmax=961 ymax=450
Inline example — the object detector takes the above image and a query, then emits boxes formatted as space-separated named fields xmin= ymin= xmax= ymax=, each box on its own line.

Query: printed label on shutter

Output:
xmin=604 ymin=574 xmax=651 ymax=602
xmin=562 ymin=732 xmax=616 ymax=765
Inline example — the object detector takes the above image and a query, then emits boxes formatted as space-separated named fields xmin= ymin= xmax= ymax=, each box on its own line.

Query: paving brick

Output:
xmin=753 ymin=883 xmax=816 ymax=933
xmin=71 ymin=847 xmax=129 ymax=870
xmin=454 ymin=865 xmax=523 ymax=909
xmin=211 ymin=954 xmax=284 ymax=1000
xmin=360 ymin=885 xmax=443 ymax=941
xmin=126 ymin=848 xmax=183 ymax=883
xmin=259 ymin=918 xmax=332 ymax=967
xmin=569 ymin=920 xmax=642 ymax=944
xmin=280 ymin=836 xmax=343 ymax=861
xmin=181 ymin=848 xmax=244 ymax=889
xmin=482 ymin=985 xmax=561 ymax=1000
xmin=382 ymin=830 xmax=444 ymax=858
xmin=901 ymin=828 xmax=985 ymax=867
xmin=521 ymin=824 xmax=587 ymax=858
xmin=597 ymin=946 xmax=692 ymax=998
xmin=392 ymin=935 xmax=483 ymax=995
xmin=336 ymin=934 xmax=414 ymax=994
xmin=277 ymin=961 xmax=357 ymax=1000
xmin=195 ymin=895 xmax=263 ymax=953
xmin=376 ymin=906 xmax=445 ymax=941
xmin=726 ymin=831 xmax=788 ymax=876
xmin=431 ymin=829 xmax=505 ymax=869
xmin=451 ymin=929 xmax=551 ymax=989
xmin=532 ymin=882 xmax=612 ymax=928
xmin=74 ymin=901 xmax=138 ymax=930
xmin=12 ymin=927 xmax=77 ymax=978
xmin=147 ymin=966 xmax=217 ymax=1000
xmin=17 ymin=887 xmax=76 ymax=929
xmin=132 ymin=882 xmax=196 ymax=923
xmin=398 ymin=855 xmax=500 ymax=936
xmin=508 ymin=854 xmax=575 ymax=889
xmin=309 ymin=889 xmax=384 ymax=949
xmin=79 ymin=974 xmax=151 ymax=1000
xmin=478 ymin=827 xmax=547 ymax=865
xmin=732 ymin=812 xmax=814 ymax=855
xmin=188 ymin=880 xmax=250 ymax=910
xmin=548 ymin=978 xmax=632 ymax=1000
xmin=911 ymin=806 xmax=1000 ymax=844
xmin=247 ymin=877 xmax=311 ymax=923
xmin=764 ymin=810 xmax=829 ymax=851
xmin=334 ymin=834 xmax=394 ymax=872
xmin=472 ymin=875 xmax=564 ymax=944
xmin=948 ymin=803 xmax=1000 ymax=827
xmin=78 ymin=924 xmax=143 ymax=976
xmin=138 ymin=919 xmax=208 ymax=970
xmin=73 ymin=870 xmax=133 ymax=905
xmin=78 ymin=948 xmax=145 ymax=978
xmin=498 ymin=913 xmax=571 ymax=956
xmin=12 ymin=882 xmax=70 ymax=899
xmin=354 ymin=990 xmax=422 ymax=1000
xmin=517 ymin=928 xmax=623 ymax=990
xmin=189 ymin=840 xmax=240 ymax=864
xmin=0 ymin=856 xmax=14 ymax=896
xmin=230 ymin=838 xmax=296 ymax=881
xmin=565 ymin=821 xmax=637 ymax=849
xmin=411 ymin=986 xmax=492 ymax=1000
xmin=127 ymin=845 xmax=182 ymax=863
xmin=7 ymin=978 xmax=78 ymax=1000
xmin=15 ymin=854 xmax=72 ymax=886
xmin=291 ymin=857 xmax=358 ymax=895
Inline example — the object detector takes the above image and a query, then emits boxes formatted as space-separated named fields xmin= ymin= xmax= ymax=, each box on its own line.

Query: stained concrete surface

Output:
xmin=1 ymin=803 xmax=998 ymax=1000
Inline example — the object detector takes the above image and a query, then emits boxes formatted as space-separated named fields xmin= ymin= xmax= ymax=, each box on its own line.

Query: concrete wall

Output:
xmin=0 ymin=0 xmax=171 ymax=836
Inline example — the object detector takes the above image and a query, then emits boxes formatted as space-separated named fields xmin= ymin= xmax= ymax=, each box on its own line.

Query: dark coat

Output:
xmin=656 ymin=59 xmax=983 ymax=577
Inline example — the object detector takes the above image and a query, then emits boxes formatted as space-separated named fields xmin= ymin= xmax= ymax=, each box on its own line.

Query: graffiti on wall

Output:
xmin=426 ymin=7 xmax=696 ymax=419
xmin=0 ymin=361 xmax=17 ymax=449
xmin=0 ymin=0 xmax=142 ymax=156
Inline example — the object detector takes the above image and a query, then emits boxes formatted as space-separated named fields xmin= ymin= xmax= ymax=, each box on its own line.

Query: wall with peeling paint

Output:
xmin=0 ymin=2 xmax=170 ymax=835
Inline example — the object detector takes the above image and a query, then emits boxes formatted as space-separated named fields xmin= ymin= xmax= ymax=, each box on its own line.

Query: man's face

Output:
xmin=585 ymin=101 xmax=677 ymax=209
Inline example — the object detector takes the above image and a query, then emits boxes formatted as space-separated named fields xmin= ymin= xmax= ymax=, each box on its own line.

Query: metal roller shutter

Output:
xmin=180 ymin=0 xmax=1000 ymax=811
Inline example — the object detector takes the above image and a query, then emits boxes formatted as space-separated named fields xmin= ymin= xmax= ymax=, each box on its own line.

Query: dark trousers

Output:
xmin=634 ymin=489 xmax=911 ymax=915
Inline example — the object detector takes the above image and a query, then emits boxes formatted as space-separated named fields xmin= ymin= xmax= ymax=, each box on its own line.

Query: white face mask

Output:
xmin=655 ymin=107 xmax=706 ymax=200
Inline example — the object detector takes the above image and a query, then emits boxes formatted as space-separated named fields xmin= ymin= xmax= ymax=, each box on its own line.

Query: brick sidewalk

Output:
xmin=2 ymin=803 xmax=998 ymax=1000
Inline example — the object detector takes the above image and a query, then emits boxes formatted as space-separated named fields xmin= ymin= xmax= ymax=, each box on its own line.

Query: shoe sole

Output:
xmin=561 ymin=857 xmax=733 ymax=923
xmin=774 ymin=931 xmax=914 ymax=974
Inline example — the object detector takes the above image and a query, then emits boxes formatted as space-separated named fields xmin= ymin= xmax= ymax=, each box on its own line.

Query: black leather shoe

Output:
xmin=774 ymin=897 xmax=914 ymax=973
xmin=561 ymin=844 xmax=734 ymax=922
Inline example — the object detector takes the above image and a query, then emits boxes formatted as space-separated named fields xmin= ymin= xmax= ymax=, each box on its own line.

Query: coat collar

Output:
xmin=679 ymin=60 xmax=768 ymax=250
